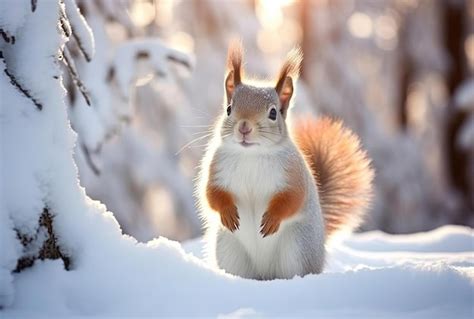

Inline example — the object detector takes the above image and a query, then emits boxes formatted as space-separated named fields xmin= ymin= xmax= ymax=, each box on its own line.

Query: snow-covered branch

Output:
xmin=64 ymin=0 xmax=94 ymax=62
xmin=1 ymin=52 xmax=42 ymax=110
xmin=112 ymin=38 xmax=193 ymax=99
xmin=62 ymin=46 xmax=91 ymax=106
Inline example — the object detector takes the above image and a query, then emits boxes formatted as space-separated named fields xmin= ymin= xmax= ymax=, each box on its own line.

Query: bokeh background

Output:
xmin=69 ymin=0 xmax=473 ymax=242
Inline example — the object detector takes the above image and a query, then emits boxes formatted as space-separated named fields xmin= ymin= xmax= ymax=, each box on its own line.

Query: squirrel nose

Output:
xmin=239 ymin=121 xmax=252 ymax=135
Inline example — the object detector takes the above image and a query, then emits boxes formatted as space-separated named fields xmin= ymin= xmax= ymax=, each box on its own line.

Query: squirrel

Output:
xmin=197 ymin=41 xmax=374 ymax=280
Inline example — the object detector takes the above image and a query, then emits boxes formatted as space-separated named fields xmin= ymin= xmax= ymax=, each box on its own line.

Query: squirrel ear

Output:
xmin=225 ymin=70 xmax=238 ymax=104
xmin=225 ymin=40 xmax=243 ymax=104
xmin=276 ymin=76 xmax=294 ymax=116
xmin=275 ymin=47 xmax=302 ymax=117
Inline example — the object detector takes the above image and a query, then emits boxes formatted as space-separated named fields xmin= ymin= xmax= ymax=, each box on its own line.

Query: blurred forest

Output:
xmin=69 ymin=0 xmax=474 ymax=242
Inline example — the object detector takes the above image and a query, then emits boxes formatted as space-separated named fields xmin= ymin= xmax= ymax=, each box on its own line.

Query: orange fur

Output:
xmin=225 ymin=40 xmax=244 ymax=102
xmin=226 ymin=39 xmax=243 ymax=78
xmin=275 ymin=47 xmax=303 ymax=114
xmin=293 ymin=117 xmax=374 ymax=238
xmin=260 ymin=164 xmax=305 ymax=237
xmin=275 ymin=47 xmax=303 ymax=90
xmin=206 ymin=159 xmax=239 ymax=232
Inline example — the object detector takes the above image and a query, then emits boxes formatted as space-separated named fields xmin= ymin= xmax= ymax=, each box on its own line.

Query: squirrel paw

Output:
xmin=260 ymin=212 xmax=280 ymax=237
xmin=220 ymin=206 xmax=240 ymax=232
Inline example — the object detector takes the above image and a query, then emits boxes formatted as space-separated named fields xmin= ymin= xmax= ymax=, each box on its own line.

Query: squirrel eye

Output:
xmin=226 ymin=105 xmax=232 ymax=116
xmin=268 ymin=108 xmax=277 ymax=121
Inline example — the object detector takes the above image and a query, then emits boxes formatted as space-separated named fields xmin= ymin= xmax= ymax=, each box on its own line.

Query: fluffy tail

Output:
xmin=293 ymin=117 xmax=374 ymax=239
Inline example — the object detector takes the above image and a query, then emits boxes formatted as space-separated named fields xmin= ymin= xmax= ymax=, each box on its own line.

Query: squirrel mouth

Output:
xmin=240 ymin=140 xmax=258 ymax=147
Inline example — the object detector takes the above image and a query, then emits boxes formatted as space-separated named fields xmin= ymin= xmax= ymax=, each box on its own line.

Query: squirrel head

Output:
xmin=219 ymin=40 xmax=302 ymax=150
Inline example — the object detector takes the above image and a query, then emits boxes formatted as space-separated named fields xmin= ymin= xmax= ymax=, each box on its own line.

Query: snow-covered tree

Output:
xmin=0 ymin=0 xmax=193 ymax=306
xmin=68 ymin=1 xmax=199 ymax=241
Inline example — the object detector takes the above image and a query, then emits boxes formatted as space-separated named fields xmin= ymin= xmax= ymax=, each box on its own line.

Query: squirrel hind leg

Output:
xmin=215 ymin=230 xmax=257 ymax=279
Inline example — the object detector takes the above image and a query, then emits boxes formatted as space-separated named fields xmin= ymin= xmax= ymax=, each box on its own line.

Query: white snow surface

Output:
xmin=3 ymin=225 xmax=473 ymax=318
xmin=0 ymin=0 xmax=473 ymax=317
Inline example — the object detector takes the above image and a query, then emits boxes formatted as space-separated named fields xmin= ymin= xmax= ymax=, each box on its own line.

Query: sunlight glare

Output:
xmin=168 ymin=31 xmax=194 ymax=54
xmin=348 ymin=12 xmax=373 ymax=39
xmin=130 ymin=0 xmax=155 ymax=27
xmin=374 ymin=14 xmax=398 ymax=50
xmin=256 ymin=0 xmax=296 ymax=30
xmin=465 ymin=34 xmax=474 ymax=70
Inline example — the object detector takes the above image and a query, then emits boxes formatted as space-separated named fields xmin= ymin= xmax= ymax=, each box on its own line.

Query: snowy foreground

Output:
xmin=4 ymin=223 xmax=473 ymax=318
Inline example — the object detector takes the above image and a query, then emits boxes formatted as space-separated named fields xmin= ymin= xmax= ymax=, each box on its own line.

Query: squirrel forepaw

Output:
xmin=260 ymin=212 xmax=280 ymax=237
xmin=220 ymin=206 xmax=240 ymax=232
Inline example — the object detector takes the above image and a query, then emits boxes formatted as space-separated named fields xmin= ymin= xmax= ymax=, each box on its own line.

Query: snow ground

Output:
xmin=3 ymin=224 xmax=473 ymax=318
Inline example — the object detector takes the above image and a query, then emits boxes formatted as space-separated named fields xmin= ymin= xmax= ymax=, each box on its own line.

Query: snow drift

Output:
xmin=3 ymin=225 xmax=474 ymax=317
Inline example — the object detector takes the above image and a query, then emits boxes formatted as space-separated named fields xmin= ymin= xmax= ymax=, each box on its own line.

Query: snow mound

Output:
xmin=4 ymin=225 xmax=473 ymax=318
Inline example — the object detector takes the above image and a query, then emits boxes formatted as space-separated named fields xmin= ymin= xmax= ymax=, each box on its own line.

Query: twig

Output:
xmin=71 ymin=31 xmax=91 ymax=62
xmin=31 ymin=0 xmax=37 ymax=12
xmin=167 ymin=54 xmax=192 ymax=69
xmin=1 ymin=51 xmax=42 ymax=110
xmin=0 ymin=28 xmax=15 ymax=44
xmin=59 ymin=6 xmax=72 ymax=38
xmin=81 ymin=143 xmax=100 ymax=175
xmin=62 ymin=46 xmax=91 ymax=106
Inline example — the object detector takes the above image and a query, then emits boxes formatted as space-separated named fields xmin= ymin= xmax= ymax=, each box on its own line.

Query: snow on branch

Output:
xmin=59 ymin=2 xmax=72 ymax=38
xmin=0 ymin=1 xmax=29 ymax=41
xmin=81 ymin=143 xmax=101 ymax=176
xmin=62 ymin=46 xmax=91 ymax=106
xmin=0 ymin=51 xmax=42 ymax=110
xmin=64 ymin=0 xmax=95 ymax=62
xmin=113 ymin=39 xmax=193 ymax=99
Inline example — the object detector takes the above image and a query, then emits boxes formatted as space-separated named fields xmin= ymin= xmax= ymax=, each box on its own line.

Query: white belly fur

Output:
xmin=213 ymin=146 xmax=305 ymax=277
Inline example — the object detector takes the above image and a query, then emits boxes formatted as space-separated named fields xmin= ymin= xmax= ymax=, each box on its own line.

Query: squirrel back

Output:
xmin=293 ymin=117 xmax=374 ymax=238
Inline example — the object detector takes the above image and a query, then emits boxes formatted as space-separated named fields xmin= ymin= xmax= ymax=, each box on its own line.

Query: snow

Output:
xmin=113 ymin=38 xmax=193 ymax=99
xmin=3 ymin=225 xmax=473 ymax=317
xmin=1 ymin=2 xmax=71 ymax=307
xmin=0 ymin=1 xmax=30 ymax=41
xmin=1 ymin=0 xmax=473 ymax=317
xmin=64 ymin=0 xmax=95 ymax=61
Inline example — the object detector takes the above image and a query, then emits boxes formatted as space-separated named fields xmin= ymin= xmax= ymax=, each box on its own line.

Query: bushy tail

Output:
xmin=293 ymin=117 xmax=374 ymax=239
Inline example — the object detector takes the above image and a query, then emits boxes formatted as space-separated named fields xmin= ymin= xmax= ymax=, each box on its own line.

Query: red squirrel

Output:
xmin=197 ymin=41 xmax=374 ymax=280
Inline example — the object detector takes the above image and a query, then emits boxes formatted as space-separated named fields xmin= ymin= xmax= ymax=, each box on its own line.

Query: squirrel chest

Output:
xmin=212 ymin=148 xmax=293 ymax=257
xmin=213 ymin=149 xmax=286 ymax=210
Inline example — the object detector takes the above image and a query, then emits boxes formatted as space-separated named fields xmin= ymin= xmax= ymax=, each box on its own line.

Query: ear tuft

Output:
xmin=275 ymin=47 xmax=303 ymax=116
xmin=225 ymin=39 xmax=244 ymax=103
